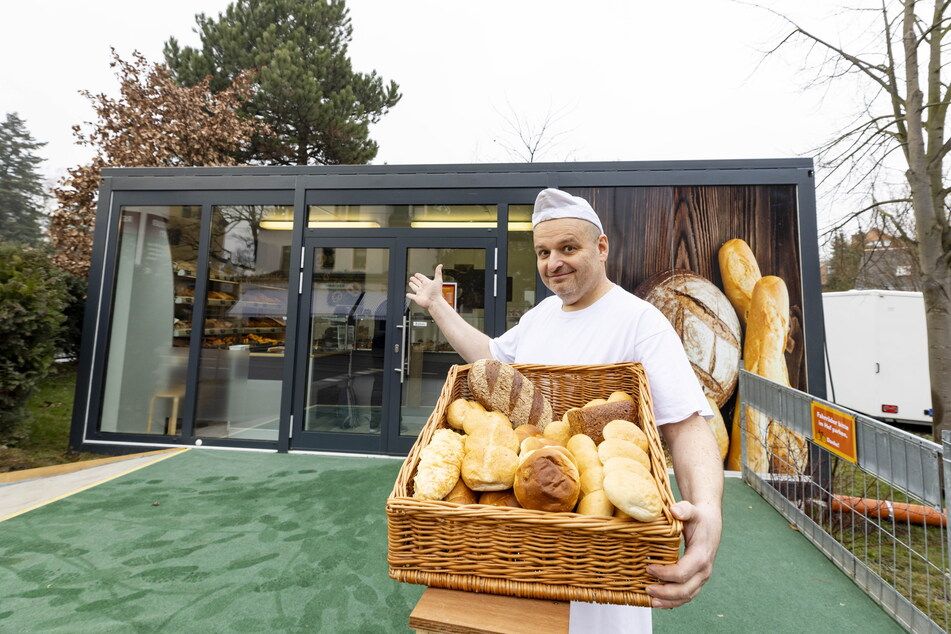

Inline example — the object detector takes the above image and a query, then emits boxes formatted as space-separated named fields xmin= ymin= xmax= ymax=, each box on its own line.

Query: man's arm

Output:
xmin=406 ymin=264 xmax=492 ymax=363
xmin=646 ymin=412 xmax=723 ymax=609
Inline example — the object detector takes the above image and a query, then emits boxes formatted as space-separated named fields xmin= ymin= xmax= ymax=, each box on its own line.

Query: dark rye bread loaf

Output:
xmin=566 ymin=400 xmax=638 ymax=445
xmin=467 ymin=359 xmax=554 ymax=430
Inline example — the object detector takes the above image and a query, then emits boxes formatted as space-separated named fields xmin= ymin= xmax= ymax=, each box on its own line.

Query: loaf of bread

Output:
xmin=705 ymin=396 xmax=730 ymax=462
xmin=443 ymin=477 xmax=478 ymax=505
xmin=565 ymin=400 xmax=637 ymax=445
xmin=635 ymin=269 xmax=742 ymax=407
xmin=601 ymin=455 xmax=663 ymax=522
xmin=718 ymin=238 xmax=762 ymax=327
xmin=513 ymin=446 xmax=581 ymax=512
xmin=467 ymin=359 xmax=554 ymax=429
xmin=413 ymin=428 xmax=466 ymax=500
xmin=461 ymin=423 xmax=519 ymax=491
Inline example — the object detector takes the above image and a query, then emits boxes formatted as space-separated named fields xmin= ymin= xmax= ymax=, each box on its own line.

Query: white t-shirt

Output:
xmin=489 ymin=284 xmax=711 ymax=633
xmin=490 ymin=284 xmax=711 ymax=425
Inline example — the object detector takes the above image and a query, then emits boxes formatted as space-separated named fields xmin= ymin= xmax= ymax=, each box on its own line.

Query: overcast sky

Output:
xmin=0 ymin=0 xmax=885 ymax=232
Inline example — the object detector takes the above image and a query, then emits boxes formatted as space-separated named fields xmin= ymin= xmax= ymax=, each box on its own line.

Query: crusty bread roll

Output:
xmin=413 ymin=429 xmax=466 ymax=500
xmin=542 ymin=419 xmax=571 ymax=446
xmin=602 ymin=455 xmax=652 ymax=480
xmin=635 ymin=268 xmax=742 ymax=407
xmin=461 ymin=409 xmax=510 ymax=436
xmin=601 ymin=419 xmax=649 ymax=453
xmin=514 ymin=424 xmax=544 ymax=444
xmin=576 ymin=489 xmax=614 ymax=516
xmin=718 ymin=238 xmax=762 ymax=327
xmin=607 ymin=391 xmax=635 ymax=404
xmin=602 ymin=463 xmax=663 ymax=522
xmin=446 ymin=398 xmax=486 ymax=431
xmin=513 ymin=446 xmax=581 ymax=512
xmin=467 ymin=359 xmax=554 ymax=429
xmin=597 ymin=437 xmax=651 ymax=472
xmin=462 ymin=424 xmax=519 ymax=491
xmin=443 ymin=477 xmax=478 ymax=505
xmin=584 ymin=398 xmax=608 ymax=408
xmin=478 ymin=489 xmax=522 ymax=507
xmin=519 ymin=435 xmax=561 ymax=456
xmin=566 ymin=400 xmax=637 ymax=445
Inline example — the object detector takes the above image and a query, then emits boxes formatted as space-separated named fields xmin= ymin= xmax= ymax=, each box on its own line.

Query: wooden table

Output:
xmin=409 ymin=587 xmax=570 ymax=634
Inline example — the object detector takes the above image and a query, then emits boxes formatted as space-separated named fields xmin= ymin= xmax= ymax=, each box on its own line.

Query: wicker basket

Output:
xmin=386 ymin=362 xmax=682 ymax=607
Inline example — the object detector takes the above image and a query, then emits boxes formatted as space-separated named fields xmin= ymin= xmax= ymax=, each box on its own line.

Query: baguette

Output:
xmin=467 ymin=359 xmax=554 ymax=429
xmin=718 ymin=238 xmax=762 ymax=327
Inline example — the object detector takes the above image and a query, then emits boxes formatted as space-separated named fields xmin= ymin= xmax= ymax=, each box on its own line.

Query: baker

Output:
xmin=406 ymin=188 xmax=723 ymax=632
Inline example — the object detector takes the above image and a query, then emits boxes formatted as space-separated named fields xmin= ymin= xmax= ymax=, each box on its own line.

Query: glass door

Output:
xmin=291 ymin=237 xmax=495 ymax=454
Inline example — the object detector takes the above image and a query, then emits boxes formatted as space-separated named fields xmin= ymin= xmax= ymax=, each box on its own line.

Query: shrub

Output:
xmin=0 ymin=243 xmax=69 ymax=437
xmin=58 ymin=274 xmax=87 ymax=362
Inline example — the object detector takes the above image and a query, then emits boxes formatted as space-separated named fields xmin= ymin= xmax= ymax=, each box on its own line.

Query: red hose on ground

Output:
xmin=830 ymin=495 xmax=947 ymax=527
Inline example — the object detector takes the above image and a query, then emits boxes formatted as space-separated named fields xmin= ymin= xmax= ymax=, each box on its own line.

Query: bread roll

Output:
xmin=462 ymin=424 xmax=519 ymax=491
xmin=607 ymin=391 xmax=635 ymax=404
xmin=601 ymin=419 xmax=648 ymax=453
xmin=602 ymin=456 xmax=652 ymax=480
xmin=576 ymin=489 xmax=614 ymax=516
xmin=443 ymin=477 xmax=478 ymax=505
xmin=566 ymin=433 xmax=599 ymax=465
xmin=566 ymin=400 xmax=637 ymax=445
xmin=584 ymin=398 xmax=608 ymax=408
xmin=635 ymin=268 xmax=742 ymax=407
xmin=542 ymin=419 xmax=571 ymax=446
xmin=462 ymin=409 xmax=511 ymax=436
xmin=603 ymin=466 xmax=663 ymax=522
xmin=467 ymin=359 xmax=554 ymax=429
xmin=513 ymin=446 xmax=581 ymax=512
xmin=598 ymin=437 xmax=651 ymax=472
xmin=446 ymin=398 xmax=486 ymax=431
xmin=479 ymin=489 xmax=522 ymax=507
xmin=718 ymin=238 xmax=762 ymax=326
xmin=579 ymin=464 xmax=605 ymax=495
xmin=413 ymin=429 xmax=466 ymax=500
xmin=519 ymin=435 xmax=560 ymax=457
xmin=514 ymin=424 xmax=543 ymax=444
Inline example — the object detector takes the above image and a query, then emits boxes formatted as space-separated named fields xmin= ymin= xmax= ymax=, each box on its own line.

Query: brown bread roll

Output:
xmin=413 ymin=429 xmax=466 ymax=500
xmin=467 ymin=359 xmax=554 ymax=429
xmin=718 ymin=238 xmax=762 ymax=327
xmin=635 ymin=268 xmax=742 ymax=407
xmin=565 ymin=400 xmax=637 ymax=445
xmin=443 ymin=477 xmax=478 ymax=505
xmin=513 ymin=424 xmax=544 ymax=444
xmin=479 ymin=489 xmax=522 ymax=508
xmin=513 ymin=446 xmax=581 ymax=512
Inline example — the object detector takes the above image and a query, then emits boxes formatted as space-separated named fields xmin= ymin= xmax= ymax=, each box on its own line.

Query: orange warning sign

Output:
xmin=811 ymin=402 xmax=858 ymax=463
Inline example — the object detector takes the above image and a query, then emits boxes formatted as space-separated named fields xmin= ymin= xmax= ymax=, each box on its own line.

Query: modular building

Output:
xmin=70 ymin=159 xmax=824 ymax=457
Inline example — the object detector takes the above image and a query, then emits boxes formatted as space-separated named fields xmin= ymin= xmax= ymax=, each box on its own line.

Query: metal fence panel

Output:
xmin=738 ymin=370 xmax=948 ymax=634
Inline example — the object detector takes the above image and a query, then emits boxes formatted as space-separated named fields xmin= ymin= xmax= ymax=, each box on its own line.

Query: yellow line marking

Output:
xmin=0 ymin=448 xmax=190 ymax=523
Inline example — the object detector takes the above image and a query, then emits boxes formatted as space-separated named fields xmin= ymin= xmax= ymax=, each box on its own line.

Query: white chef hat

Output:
xmin=531 ymin=188 xmax=604 ymax=235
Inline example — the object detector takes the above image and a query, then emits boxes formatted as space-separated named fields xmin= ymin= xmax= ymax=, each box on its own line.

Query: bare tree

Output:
xmin=492 ymin=101 xmax=576 ymax=163
xmin=763 ymin=0 xmax=950 ymax=439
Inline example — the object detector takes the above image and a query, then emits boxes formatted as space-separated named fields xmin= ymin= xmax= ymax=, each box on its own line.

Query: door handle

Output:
xmin=395 ymin=305 xmax=410 ymax=383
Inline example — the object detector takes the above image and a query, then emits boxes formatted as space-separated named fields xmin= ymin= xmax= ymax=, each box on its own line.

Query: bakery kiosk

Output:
xmin=69 ymin=159 xmax=824 ymax=459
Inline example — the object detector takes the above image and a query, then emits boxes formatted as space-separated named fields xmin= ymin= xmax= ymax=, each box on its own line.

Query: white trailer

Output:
xmin=822 ymin=290 xmax=933 ymax=426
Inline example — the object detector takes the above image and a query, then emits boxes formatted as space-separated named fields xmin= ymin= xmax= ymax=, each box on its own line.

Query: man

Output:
xmin=406 ymin=188 xmax=723 ymax=632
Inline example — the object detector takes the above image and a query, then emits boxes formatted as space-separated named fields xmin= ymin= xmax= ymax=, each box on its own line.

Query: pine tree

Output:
xmin=164 ymin=0 xmax=401 ymax=166
xmin=0 ymin=113 xmax=47 ymax=246
xmin=823 ymin=231 xmax=863 ymax=292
